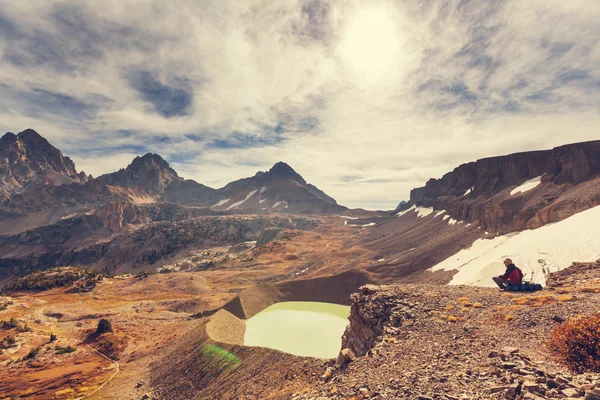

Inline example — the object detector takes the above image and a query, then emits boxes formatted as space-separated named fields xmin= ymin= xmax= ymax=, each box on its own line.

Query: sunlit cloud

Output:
xmin=0 ymin=0 xmax=598 ymax=209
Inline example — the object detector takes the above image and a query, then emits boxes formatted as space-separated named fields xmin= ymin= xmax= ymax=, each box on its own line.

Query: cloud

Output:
xmin=127 ymin=70 xmax=194 ymax=118
xmin=0 ymin=0 xmax=599 ymax=209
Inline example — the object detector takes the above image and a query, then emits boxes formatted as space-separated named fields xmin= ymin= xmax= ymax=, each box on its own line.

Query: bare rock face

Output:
xmin=94 ymin=202 xmax=152 ymax=232
xmin=339 ymin=285 xmax=406 ymax=360
xmin=97 ymin=153 xmax=179 ymax=196
xmin=0 ymin=129 xmax=87 ymax=195
xmin=407 ymin=140 xmax=600 ymax=234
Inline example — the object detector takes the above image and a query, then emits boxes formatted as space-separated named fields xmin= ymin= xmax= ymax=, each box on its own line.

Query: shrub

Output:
xmin=26 ymin=346 xmax=41 ymax=359
xmin=55 ymin=345 xmax=76 ymax=354
xmin=547 ymin=314 xmax=600 ymax=373
xmin=95 ymin=319 xmax=113 ymax=334
xmin=49 ymin=333 xmax=57 ymax=342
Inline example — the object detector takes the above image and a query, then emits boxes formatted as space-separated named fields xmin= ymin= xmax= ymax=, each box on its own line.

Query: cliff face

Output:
xmin=408 ymin=141 xmax=600 ymax=234
xmin=339 ymin=285 xmax=408 ymax=359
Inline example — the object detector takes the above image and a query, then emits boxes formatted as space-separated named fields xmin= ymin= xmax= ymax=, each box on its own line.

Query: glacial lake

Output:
xmin=244 ymin=301 xmax=351 ymax=358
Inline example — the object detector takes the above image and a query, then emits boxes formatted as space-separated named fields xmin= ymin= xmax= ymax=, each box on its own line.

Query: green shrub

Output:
xmin=26 ymin=346 xmax=41 ymax=359
xmin=96 ymin=318 xmax=113 ymax=334
xmin=55 ymin=345 xmax=76 ymax=354
xmin=49 ymin=333 xmax=57 ymax=342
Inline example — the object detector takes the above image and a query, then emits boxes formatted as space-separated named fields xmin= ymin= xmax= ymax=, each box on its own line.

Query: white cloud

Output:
xmin=0 ymin=0 xmax=599 ymax=209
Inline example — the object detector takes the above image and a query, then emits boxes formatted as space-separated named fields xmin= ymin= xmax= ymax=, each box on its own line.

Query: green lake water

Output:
xmin=244 ymin=301 xmax=351 ymax=358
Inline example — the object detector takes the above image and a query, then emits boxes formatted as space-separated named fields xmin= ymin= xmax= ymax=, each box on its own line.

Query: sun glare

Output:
xmin=338 ymin=7 xmax=401 ymax=77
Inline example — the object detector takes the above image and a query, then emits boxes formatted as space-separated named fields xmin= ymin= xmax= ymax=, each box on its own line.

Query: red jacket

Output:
xmin=503 ymin=264 xmax=523 ymax=285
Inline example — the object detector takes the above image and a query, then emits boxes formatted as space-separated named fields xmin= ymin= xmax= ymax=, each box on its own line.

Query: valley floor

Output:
xmin=1 ymin=216 xmax=599 ymax=399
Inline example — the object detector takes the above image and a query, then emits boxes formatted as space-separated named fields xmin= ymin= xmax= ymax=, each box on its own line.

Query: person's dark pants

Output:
xmin=493 ymin=276 xmax=509 ymax=289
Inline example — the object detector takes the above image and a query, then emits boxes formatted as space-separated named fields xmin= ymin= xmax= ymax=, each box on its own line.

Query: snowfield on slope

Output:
xmin=430 ymin=204 xmax=600 ymax=287
xmin=510 ymin=176 xmax=542 ymax=195
xmin=226 ymin=190 xmax=257 ymax=210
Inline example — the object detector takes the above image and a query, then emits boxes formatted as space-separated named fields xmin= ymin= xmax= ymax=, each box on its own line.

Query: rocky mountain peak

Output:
xmin=17 ymin=128 xmax=49 ymax=146
xmin=98 ymin=153 xmax=179 ymax=195
xmin=0 ymin=129 xmax=84 ymax=196
xmin=129 ymin=153 xmax=176 ymax=174
xmin=264 ymin=161 xmax=306 ymax=184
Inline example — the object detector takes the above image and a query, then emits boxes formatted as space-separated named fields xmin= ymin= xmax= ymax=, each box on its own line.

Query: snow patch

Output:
xmin=396 ymin=204 xmax=416 ymax=217
xmin=442 ymin=215 xmax=450 ymax=221
xmin=415 ymin=207 xmax=434 ymax=218
xmin=212 ymin=198 xmax=230 ymax=208
xmin=434 ymin=210 xmax=446 ymax=218
xmin=272 ymin=201 xmax=283 ymax=208
xmin=430 ymin=204 xmax=600 ymax=287
xmin=377 ymin=259 xmax=385 ymax=262
xmin=463 ymin=187 xmax=473 ymax=196
xmin=510 ymin=176 xmax=542 ymax=196
xmin=340 ymin=216 xmax=359 ymax=220
xmin=226 ymin=190 xmax=257 ymax=210
xmin=448 ymin=218 xmax=457 ymax=225
xmin=259 ymin=199 xmax=266 ymax=204
xmin=260 ymin=186 xmax=267 ymax=193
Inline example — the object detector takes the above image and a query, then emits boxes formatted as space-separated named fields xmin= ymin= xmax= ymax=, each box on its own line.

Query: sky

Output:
xmin=0 ymin=0 xmax=599 ymax=210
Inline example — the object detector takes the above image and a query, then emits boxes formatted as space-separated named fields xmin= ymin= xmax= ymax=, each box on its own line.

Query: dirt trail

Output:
xmin=77 ymin=343 xmax=120 ymax=400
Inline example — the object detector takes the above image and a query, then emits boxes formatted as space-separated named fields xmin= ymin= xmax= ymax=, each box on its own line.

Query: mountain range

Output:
xmin=3 ymin=129 xmax=600 ymax=399
xmin=0 ymin=129 xmax=345 ymax=233
xmin=2 ymin=128 xmax=600 ymax=285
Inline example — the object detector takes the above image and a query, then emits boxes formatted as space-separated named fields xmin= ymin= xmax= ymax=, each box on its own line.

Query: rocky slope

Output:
xmin=296 ymin=263 xmax=600 ymax=399
xmin=0 ymin=129 xmax=89 ymax=196
xmin=0 ymin=213 xmax=318 ymax=282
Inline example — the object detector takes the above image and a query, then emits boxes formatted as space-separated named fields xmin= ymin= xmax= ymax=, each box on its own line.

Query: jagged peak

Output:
xmin=17 ymin=129 xmax=51 ymax=147
xmin=0 ymin=132 xmax=17 ymax=143
xmin=127 ymin=153 xmax=178 ymax=176
xmin=265 ymin=161 xmax=305 ymax=183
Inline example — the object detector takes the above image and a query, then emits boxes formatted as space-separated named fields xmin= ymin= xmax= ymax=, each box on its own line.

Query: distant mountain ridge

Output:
xmin=0 ymin=129 xmax=345 ymax=228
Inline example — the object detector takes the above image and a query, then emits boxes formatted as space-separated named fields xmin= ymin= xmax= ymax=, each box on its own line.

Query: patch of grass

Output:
xmin=557 ymin=295 xmax=574 ymax=302
xmin=472 ymin=302 xmax=483 ymax=308
xmin=447 ymin=315 xmax=458 ymax=322
xmin=200 ymin=344 xmax=240 ymax=370
xmin=457 ymin=297 xmax=469 ymax=302
xmin=505 ymin=315 xmax=515 ymax=322
xmin=547 ymin=314 xmax=600 ymax=373
xmin=54 ymin=388 xmax=75 ymax=397
xmin=445 ymin=304 xmax=454 ymax=311
xmin=512 ymin=294 xmax=555 ymax=307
